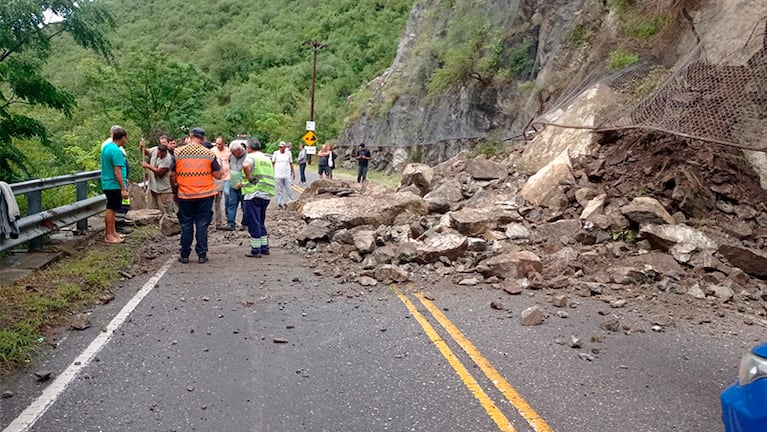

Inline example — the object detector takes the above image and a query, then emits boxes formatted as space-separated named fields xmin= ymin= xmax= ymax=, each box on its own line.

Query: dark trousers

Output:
xmin=243 ymin=197 xmax=270 ymax=254
xmin=357 ymin=165 xmax=369 ymax=183
xmin=299 ymin=163 xmax=307 ymax=183
xmin=177 ymin=196 xmax=214 ymax=258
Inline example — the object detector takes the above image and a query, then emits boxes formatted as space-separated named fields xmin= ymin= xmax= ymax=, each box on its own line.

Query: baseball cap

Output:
xmin=190 ymin=127 xmax=205 ymax=138
xmin=278 ymin=141 xmax=286 ymax=147
xmin=203 ymin=140 xmax=213 ymax=148
xmin=110 ymin=125 xmax=123 ymax=133
xmin=157 ymin=144 xmax=168 ymax=151
xmin=359 ymin=143 xmax=366 ymax=147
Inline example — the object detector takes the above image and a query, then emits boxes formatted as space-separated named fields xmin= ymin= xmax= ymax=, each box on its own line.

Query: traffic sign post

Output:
xmin=302 ymin=130 xmax=318 ymax=146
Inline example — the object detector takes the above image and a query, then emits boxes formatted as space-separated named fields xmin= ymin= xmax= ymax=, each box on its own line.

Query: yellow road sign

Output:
xmin=302 ymin=131 xmax=318 ymax=146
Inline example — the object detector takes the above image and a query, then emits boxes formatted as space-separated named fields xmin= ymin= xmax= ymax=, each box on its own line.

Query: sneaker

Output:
xmin=178 ymin=256 xmax=190 ymax=264
xmin=245 ymin=251 xmax=261 ymax=258
xmin=239 ymin=225 xmax=247 ymax=231
xmin=223 ymin=225 xmax=235 ymax=231
xmin=198 ymin=256 xmax=209 ymax=264
xmin=261 ymin=250 xmax=270 ymax=256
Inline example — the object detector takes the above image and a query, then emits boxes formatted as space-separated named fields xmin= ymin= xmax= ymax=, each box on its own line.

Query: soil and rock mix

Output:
xmin=266 ymin=132 xmax=767 ymax=336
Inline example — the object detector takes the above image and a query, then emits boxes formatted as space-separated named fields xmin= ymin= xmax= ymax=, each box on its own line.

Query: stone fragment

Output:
xmin=490 ymin=301 xmax=506 ymax=310
xmin=575 ymin=187 xmax=599 ymax=208
xmin=416 ymin=233 xmax=468 ymax=263
xmin=505 ymin=223 xmax=531 ymax=240
xmin=687 ymin=283 xmax=706 ymax=299
xmin=639 ymin=224 xmax=717 ymax=251
xmin=578 ymin=352 xmax=595 ymax=361
xmin=600 ymin=318 xmax=621 ymax=332
xmin=400 ymin=163 xmax=434 ymax=196
xmin=580 ymin=193 xmax=607 ymax=220
xmin=466 ymin=157 xmax=508 ymax=180
xmin=552 ymin=295 xmax=568 ymax=308
xmin=459 ymin=277 xmax=481 ymax=286
xmin=521 ymin=149 xmax=575 ymax=212
xmin=610 ymin=299 xmax=627 ymax=308
xmin=608 ymin=267 xmax=650 ymax=285
xmin=125 ymin=208 xmax=163 ymax=226
xmin=449 ymin=207 xmax=498 ymax=236
xmin=273 ymin=338 xmax=289 ymax=344
xmin=520 ymin=306 xmax=546 ymax=326
xmin=423 ymin=180 xmax=464 ymax=213
xmin=557 ymin=311 xmax=570 ymax=319
xmin=502 ymin=281 xmax=523 ymax=295
xmin=620 ymin=197 xmax=675 ymax=225
xmin=301 ymin=192 xmax=428 ymax=229
xmin=532 ymin=219 xmax=582 ymax=243
xmin=734 ymin=205 xmax=758 ymax=220
xmin=352 ymin=230 xmax=376 ymax=255
xmin=570 ymin=336 xmax=582 ymax=348
xmin=297 ymin=220 xmax=333 ymax=245
xmin=706 ymin=283 xmax=734 ymax=302
xmin=718 ymin=244 xmax=767 ymax=278
xmin=34 ymin=371 xmax=52 ymax=382
xmin=357 ymin=276 xmax=378 ymax=287
xmin=480 ymin=251 xmax=543 ymax=279
xmin=722 ymin=220 xmax=754 ymax=240
xmin=1 ymin=391 xmax=13 ymax=399
xmin=374 ymin=265 xmax=410 ymax=283
xmin=70 ymin=313 xmax=91 ymax=331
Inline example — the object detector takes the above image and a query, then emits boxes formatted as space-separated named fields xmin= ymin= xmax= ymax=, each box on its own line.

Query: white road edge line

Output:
xmin=3 ymin=259 xmax=174 ymax=432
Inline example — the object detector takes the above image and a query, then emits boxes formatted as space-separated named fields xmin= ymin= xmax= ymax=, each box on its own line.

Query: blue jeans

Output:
xmin=357 ymin=165 xmax=368 ymax=183
xmin=177 ymin=196 xmax=214 ymax=258
xmin=225 ymin=183 xmax=243 ymax=227
xmin=243 ymin=197 xmax=270 ymax=254
xmin=275 ymin=177 xmax=294 ymax=206
xmin=299 ymin=163 xmax=307 ymax=183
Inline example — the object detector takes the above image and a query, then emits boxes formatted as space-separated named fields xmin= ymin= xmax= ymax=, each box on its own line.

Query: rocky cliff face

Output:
xmin=339 ymin=0 xmax=767 ymax=175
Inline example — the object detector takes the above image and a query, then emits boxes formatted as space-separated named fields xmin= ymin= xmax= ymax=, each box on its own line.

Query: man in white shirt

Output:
xmin=271 ymin=141 xmax=295 ymax=209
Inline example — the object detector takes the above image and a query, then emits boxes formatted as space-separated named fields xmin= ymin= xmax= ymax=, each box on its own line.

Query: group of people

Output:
xmin=99 ymin=126 xmax=373 ymax=262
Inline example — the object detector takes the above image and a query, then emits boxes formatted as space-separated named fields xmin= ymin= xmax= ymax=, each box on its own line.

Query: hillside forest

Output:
xmin=1 ymin=0 xmax=412 ymax=188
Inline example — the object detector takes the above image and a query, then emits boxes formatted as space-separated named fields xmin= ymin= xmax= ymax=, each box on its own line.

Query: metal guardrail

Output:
xmin=1 ymin=170 xmax=106 ymax=252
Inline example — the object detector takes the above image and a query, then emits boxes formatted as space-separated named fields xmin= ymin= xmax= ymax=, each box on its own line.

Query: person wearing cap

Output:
xmin=241 ymin=138 xmax=275 ymax=257
xmin=356 ymin=143 xmax=372 ymax=184
xmin=170 ymin=127 xmax=223 ymax=264
xmin=225 ymin=140 xmax=248 ymax=231
xmin=100 ymin=127 xmax=129 ymax=244
xmin=140 ymin=141 xmax=173 ymax=215
xmin=271 ymin=141 xmax=295 ymax=209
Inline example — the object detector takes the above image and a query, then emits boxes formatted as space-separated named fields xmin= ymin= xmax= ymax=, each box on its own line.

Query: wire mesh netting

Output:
xmin=533 ymin=18 xmax=767 ymax=151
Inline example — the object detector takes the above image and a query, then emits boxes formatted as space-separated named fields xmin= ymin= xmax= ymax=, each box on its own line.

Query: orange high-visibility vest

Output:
xmin=174 ymin=144 xmax=217 ymax=200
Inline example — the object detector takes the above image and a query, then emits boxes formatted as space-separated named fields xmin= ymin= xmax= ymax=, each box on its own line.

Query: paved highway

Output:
xmin=1 ymin=176 xmax=764 ymax=431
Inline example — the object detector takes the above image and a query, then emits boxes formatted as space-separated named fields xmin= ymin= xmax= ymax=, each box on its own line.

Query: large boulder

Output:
xmin=416 ymin=233 xmax=469 ymax=263
xmin=479 ymin=251 xmax=543 ymax=279
xmin=353 ymin=230 xmax=376 ymax=255
xmin=465 ymin=157 xmax=508 ymax=180
xmin=400 ymin=163 xmax=434 ymax=196
xmin=621 ymin=197 xmax=675 ymax=225
xmin=521 ymin=149 xmax=575 ymax=211
xmin=423 ymin=180 xmax=464 ymax=213
xmin=580 ymin=193 xmax=607 ymax=220
xmin=126 ymin=208 xmax=163 ymax=226
xmin=718 ymin=244 xmax=767 ymax=278
xmin=296 ymin=220 xmax=334 ymax=245
xmin=449 ymin=207 xmax=498 ymax=236
xmin=638 ymin=224 xmax=717 ymax=251
xmin=301 ymin=191 xmax=428 ymax=228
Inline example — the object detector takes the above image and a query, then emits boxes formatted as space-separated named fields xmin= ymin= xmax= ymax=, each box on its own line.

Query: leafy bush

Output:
xmin=472 ymin=140 xmax=505 ymax=159
xmin=607 ymin=48 xmax=639 ymax=71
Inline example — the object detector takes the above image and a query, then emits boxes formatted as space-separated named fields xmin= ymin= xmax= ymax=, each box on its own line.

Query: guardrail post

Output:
xmin=27 ymin=190 xmax=43 ymax=251
xmin=75 ymin=179 xmax=89 ymax=232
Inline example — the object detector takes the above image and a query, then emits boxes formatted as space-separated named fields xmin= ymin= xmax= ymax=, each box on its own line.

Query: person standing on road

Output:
xmin=356 ymin=143 xmax=371 ymax=183
xmin=241 ymin=138 xmax=274 ymax=257
xmin=139 ymin=141 xmax=173 ymax=215
xmin=225 ymin=140 xmax=248 ymax=231
xmin=212 ymin=136 xmax=231 ymax=230
xmin=100 ymin=127 xmax=129 ymax=244
xmin=271 ymin=141 xmax=295 ymax=209
xmin=297 ymin=144 xmax=307 ymax=184
xmin=170 ymin=127 xmax=222 ymax=264
xmin=317 ymin=144 xmax=331 ymax=180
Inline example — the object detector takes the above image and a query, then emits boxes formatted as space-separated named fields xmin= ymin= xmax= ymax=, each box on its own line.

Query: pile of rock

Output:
xmin=290 ymin=150 xmax=767 ymax=321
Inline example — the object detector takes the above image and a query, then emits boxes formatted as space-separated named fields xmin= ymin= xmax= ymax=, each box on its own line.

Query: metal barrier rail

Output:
xmin=1 ymin=170 xmax=105 ymax=252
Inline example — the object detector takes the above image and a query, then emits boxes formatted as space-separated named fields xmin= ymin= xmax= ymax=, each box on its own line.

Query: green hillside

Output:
xmin=13 ymin=0 xmax=411 ymax=181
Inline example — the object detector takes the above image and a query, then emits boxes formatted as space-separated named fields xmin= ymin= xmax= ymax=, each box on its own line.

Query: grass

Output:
xmin=0 ymin=226 xmax=157 ymax=373
xmin=331 ymin=167 xmax=402 ymax=189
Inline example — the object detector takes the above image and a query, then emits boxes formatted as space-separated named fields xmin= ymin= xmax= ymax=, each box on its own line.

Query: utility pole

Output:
xmin=304 ymin=40 xmax=326 ymax=122
xmin=303 ymin=40 xmax=326 ymax=165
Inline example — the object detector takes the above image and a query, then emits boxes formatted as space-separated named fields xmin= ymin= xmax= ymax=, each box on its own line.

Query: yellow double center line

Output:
xmin=394 ymin=288 xmax=553 ymax=432
xmin=290 ymin=183 xmax=304 ymax=194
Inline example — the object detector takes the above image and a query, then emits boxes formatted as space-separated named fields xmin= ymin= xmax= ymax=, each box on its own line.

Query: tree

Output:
xmin=0 ymin=0 xmax=113 ymax=181
xmin=95 ymin=51 xmax=215 ymax=137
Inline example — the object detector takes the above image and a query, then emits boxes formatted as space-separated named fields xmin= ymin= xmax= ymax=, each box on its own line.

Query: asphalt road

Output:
xmin=1 ymin=178 xmax=765 ymax=431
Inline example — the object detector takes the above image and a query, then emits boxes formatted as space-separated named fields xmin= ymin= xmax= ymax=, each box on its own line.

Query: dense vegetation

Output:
xmin=5 ymin=0 xmax=411 ymax=185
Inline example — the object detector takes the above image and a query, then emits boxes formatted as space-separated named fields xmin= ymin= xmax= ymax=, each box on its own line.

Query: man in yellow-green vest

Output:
xmin=240 ymin=138 xmax=275 ymax=258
